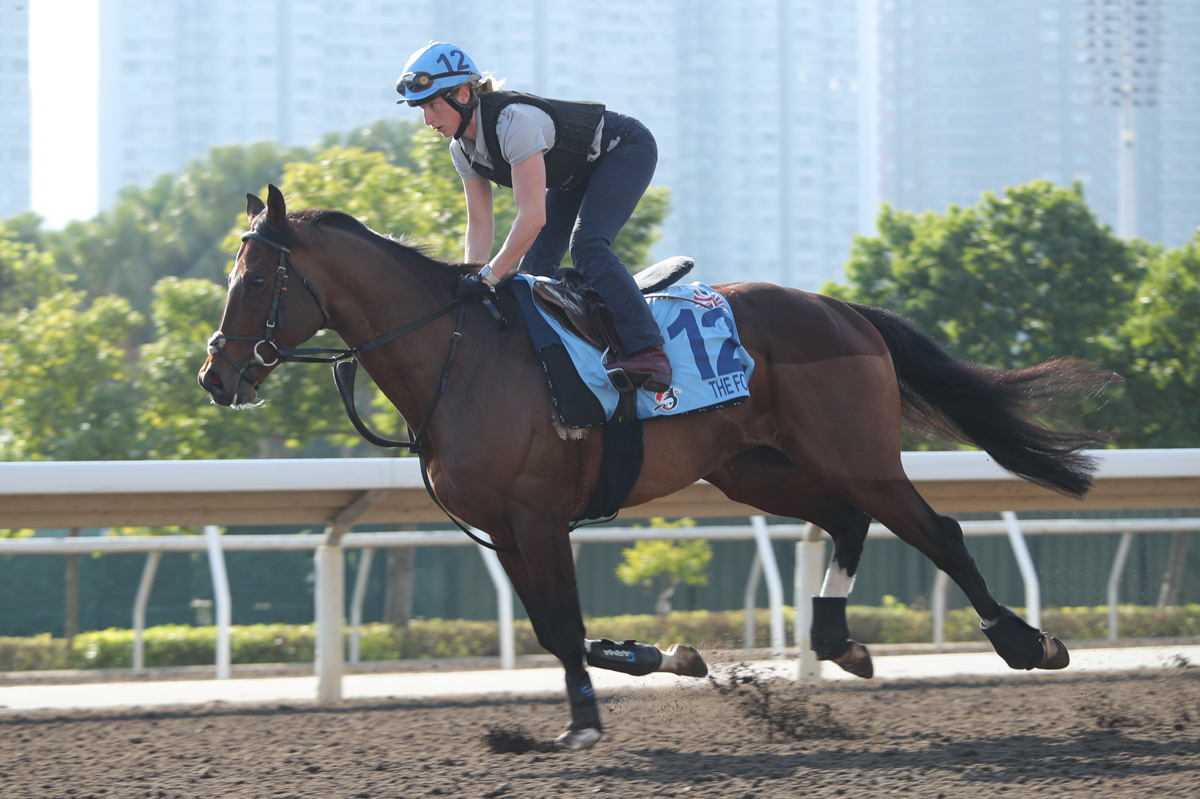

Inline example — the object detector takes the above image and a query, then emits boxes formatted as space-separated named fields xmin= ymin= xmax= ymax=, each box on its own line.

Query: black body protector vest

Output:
xmin=472 ymin=91 xmax=605 ymax=191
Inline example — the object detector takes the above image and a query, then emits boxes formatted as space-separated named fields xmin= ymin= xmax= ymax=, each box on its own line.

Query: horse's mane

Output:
xmin=265 ymin=208 xmax=473 ymax=278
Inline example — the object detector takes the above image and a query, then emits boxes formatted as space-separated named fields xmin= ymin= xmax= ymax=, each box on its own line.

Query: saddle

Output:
xmin=530 ymin=256 xmax=694 ymax=357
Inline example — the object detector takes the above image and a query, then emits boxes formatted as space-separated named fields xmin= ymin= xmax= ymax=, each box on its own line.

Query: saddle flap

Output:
xmin=531 ymin=272 xmax=624 ymax=356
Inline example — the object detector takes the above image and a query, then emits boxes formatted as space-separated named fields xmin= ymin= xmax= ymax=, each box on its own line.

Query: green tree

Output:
xmin=285 ymin=129 xmax=670 ymax=270
xmin=1110 ymin=232 xmax=1200 ymax=447
xmin=137 ymin=278 xmax=363 ymax=459
xmin=0 ymin=223 xmax=71 ymax=314
xmin=0 ymin=290 xmax=144 ymax=461
xmin=320 ymin=118 xmax=421 ymax=169
xmin=825 ymin=181 xmax=1141 ymax=369
xmin=616 ymin=519 xmax=711 ymax=615
xmin=45 ymin=142 xmax=310 ymax=318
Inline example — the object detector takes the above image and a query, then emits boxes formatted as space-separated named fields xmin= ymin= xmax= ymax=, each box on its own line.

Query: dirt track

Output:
xmin=2 ymin=665 xmax=1198 ymax=799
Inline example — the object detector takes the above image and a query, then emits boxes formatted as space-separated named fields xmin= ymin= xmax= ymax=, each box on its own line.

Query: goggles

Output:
xmin=396 ymin=69 xmax=474 ymax=97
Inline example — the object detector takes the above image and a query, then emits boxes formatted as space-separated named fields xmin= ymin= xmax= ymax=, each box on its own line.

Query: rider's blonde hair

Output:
xmin=469 ymin=73 xmax=505 ymax=95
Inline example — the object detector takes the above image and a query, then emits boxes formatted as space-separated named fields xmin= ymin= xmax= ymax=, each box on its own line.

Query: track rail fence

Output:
xmin=4 ymin=514 xmax=1198 ymax=691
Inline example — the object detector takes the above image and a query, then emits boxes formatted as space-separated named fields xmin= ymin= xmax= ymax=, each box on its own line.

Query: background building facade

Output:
xmin=96 ymin=0 xmax=1197 ymax=289
xmin=95 ymin=0 xmax=865 ymax=290
xmin=0 ymin=3 xmax=31 ymax=219
xmin=875 ymin=0 xmax=1199 ymax=248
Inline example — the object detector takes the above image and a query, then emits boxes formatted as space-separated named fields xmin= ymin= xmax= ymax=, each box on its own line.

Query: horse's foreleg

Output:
xmin=496 ymin=525 xmax=602 ymax=751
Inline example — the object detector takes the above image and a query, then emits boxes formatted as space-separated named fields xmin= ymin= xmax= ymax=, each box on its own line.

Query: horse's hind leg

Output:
xmin=706 ymin=447 xmax=875 ymax=678
xmin=845 ymin=480 xmax=1069 ymax=671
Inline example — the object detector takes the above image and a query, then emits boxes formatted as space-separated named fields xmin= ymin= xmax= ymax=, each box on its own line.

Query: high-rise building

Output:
xmin=874 ymin=0 xmax=1199 ymax=247
xmin=96 ymin=0 xmax=866 ymax=290
xmin=0 ymin=3 xmax=32 ymax=220
xmin=97 ymin=0 xmax=426 ymax=207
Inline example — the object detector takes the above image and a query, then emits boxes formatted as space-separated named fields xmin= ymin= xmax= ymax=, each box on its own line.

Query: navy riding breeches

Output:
xmin=518 ymin=111 xmax=663 ymax=354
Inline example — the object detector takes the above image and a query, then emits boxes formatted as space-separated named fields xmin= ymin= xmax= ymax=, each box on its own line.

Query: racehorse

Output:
xmin=199 ymin=185 xmax=1114 ymax=750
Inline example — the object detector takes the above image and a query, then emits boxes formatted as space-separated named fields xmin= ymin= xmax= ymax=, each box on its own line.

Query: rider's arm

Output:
xmin=484 ymin=152 xmax=547 ymax=283
xmin=462 ymin=176 xmax=495 ymax=265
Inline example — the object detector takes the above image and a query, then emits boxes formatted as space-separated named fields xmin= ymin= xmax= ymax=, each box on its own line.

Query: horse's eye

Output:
xmin=249 ymin=275 xmax=268 ymax=290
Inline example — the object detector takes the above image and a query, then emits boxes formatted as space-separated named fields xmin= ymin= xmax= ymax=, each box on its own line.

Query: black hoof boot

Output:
xmin=584 ymin=638 xmax=663 ymax=676
xmin=982 ymin=607 xmax=1070 ymax=670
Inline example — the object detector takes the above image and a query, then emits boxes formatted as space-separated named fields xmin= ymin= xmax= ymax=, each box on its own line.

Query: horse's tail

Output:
xmin=846 ymin=301 xmax=1117 ymax=498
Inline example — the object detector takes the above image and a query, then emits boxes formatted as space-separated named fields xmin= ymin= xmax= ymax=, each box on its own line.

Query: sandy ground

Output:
xmin=1 ymin=662 xmax=1198 ymax=799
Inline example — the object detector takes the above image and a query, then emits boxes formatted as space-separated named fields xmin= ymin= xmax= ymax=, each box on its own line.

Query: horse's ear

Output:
xmin=246 ymin=193 xmax=265 ymax=223
xmin=265 ymin=184 xmax=288 ymax=232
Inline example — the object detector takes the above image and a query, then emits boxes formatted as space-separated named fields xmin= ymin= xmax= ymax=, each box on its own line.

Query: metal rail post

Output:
xmin=132 ymin=551 xmax=161 ymax=672
xmin=750 ymin=516 xmax=786 ymax=660
xmin=932 ymin=570 xmax=949 ymax=649
xmin=1001 ymin=511 xmax=1041 ymax=628
xmin=1108 ymin=531 xmax=1135 ymax=641
xmin=203 ymin=526 xmax=231 ymax=680
xmin=744 ymin=553 xmax=762 ymax=651
xmin=314 ymin=544 xmax=345 ymax=699
xmin=349 ymin=548 xmax=375 ymax=664
xmin=477 ymin=543 xmax=515 ymax=670
xmin=793 ymin=523 xmax=825 ymax=682
xmin=314 ymin=488 xmax=392 ymax=702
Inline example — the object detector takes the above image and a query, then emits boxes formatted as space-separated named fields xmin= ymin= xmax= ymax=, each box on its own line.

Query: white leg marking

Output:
xmin=820 ymin=563 xmax=856 ymax=598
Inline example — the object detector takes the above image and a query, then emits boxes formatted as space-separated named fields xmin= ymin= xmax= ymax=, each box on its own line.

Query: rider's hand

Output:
xmin=455 ymin=272 xmax=493 ymax=299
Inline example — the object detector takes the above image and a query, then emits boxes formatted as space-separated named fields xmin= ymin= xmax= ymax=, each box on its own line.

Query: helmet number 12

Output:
xmin=437 ymin=50 xmax=470 ymax=72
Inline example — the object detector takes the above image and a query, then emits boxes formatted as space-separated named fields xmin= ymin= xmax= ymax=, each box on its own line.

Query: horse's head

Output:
xmin=198 ymin=185 xmax=330 ymax=407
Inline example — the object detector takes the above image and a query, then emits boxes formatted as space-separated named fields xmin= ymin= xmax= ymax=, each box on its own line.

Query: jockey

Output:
xmin=396 ymin=41 xmax=672 ymax=392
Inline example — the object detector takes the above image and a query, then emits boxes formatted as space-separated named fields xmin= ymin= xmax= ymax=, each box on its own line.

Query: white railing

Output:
xmin=3 ymin=514 xmax=1198 ymax=690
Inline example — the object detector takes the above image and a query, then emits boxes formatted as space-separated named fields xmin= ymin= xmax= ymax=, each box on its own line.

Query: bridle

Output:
xmin=205 ymin=226 xmax=513 ymax=551
xmin=205 ymin=231 xmax=333 ymax=394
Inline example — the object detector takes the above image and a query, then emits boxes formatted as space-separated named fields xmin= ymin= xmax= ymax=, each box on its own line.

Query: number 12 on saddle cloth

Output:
xmin=518 ymin=276 xmax=755 ymax=422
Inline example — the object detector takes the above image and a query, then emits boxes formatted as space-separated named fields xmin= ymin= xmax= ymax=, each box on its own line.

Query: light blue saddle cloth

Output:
xmin=518 ymin=276 xmax=755 ymax=422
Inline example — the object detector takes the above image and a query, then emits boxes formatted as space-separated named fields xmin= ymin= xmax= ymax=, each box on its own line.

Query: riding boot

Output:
xmin=606 ymin=345 xmax=672 ymax=393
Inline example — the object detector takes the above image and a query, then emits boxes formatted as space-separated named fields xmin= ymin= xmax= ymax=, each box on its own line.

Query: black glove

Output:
xmin=455 ymin=272 xmax=493 ymax=299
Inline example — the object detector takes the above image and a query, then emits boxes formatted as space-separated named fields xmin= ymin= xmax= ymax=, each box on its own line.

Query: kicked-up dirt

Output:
xmin=1 ymin=664 xmax=1198 ymax=798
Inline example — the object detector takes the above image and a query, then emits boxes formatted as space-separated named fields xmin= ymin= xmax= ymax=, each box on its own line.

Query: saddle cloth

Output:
xmin=514 ymin=275 xmax=755 ymax=425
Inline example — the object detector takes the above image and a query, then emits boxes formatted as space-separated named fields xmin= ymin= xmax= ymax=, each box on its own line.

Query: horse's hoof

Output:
xmin=830 ymin=640 xmax=874 ymax=679
xmin=554 ymin=726 xmax=603 ymax=751
xmin=659 ymin=644 xmax=708 ymax=678
xmin=1037 ymin=635 xmax=1070 ymax=670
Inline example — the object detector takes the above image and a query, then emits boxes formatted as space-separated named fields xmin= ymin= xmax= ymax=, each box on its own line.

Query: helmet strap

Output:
xmin=442 ymin=87 xmax=479 ymax=140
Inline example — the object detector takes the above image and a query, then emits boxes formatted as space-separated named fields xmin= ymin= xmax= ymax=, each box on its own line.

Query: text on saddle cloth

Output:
xmin=518 ymin=275 xmax=755 ymax=423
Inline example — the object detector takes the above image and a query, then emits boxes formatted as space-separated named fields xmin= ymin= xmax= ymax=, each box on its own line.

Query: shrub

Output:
xmin=1 ymin=604 xmax=1196 ymax=673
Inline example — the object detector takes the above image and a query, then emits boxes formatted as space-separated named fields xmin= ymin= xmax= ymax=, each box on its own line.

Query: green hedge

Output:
xmin=1 ymin=605 xmax=1197 ymax=673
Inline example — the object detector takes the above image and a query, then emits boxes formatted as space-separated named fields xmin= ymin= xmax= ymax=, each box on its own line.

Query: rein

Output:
xmin=208 ymin=228 xmax=514 ymax=552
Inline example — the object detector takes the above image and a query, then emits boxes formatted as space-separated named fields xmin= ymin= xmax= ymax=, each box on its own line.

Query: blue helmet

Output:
xmin=396 ymin=42 xmax=480 ymax=106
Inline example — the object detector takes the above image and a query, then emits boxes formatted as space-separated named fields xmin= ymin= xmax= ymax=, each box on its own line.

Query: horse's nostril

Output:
xmin=208 ymin=371 xmax=223 ymax=388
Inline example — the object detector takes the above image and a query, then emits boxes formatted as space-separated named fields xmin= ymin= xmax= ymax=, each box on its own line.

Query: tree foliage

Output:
xmin=825 ymin=180 xmax=1200 ymax=448
xmin=825 ymin=181 xmax=1141 ymax=369
xmin=0 ymin=290 xmax=143 ymax=460
xmin=1111 ymin=232 xmax=1200 ymax=446
xmin=0 ymin=119 xmax=675 ymax=464
xmin=616 ymin=519 xmax=711 ymax=615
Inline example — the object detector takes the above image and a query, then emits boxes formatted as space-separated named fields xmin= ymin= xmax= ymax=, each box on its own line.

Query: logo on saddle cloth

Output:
xmin=688 ymin=285 xmax=726 ymax=311
xmin=653 ymin=386 xmax=682 ymax=412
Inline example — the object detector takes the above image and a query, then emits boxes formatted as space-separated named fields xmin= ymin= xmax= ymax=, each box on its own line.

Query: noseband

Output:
xmin=206 ymin=227 xmax=512 ymax=551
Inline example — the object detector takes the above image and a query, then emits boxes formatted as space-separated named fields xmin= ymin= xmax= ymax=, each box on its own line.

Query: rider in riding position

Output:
xmin=396 ymin=41 xmax=672 ymax=392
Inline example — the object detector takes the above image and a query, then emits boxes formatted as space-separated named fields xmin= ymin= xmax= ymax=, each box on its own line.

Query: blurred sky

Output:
xmin=29 ymin=0 xmax=99 ymax=229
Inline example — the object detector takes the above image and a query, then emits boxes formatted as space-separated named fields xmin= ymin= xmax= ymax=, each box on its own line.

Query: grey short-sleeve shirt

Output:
xmin=451 ymin=104 xmax=556 ymax=181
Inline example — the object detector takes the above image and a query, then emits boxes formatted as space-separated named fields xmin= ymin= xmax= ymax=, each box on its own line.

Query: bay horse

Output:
xmin=199 ymin=185 xmax=1113 ymax=750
